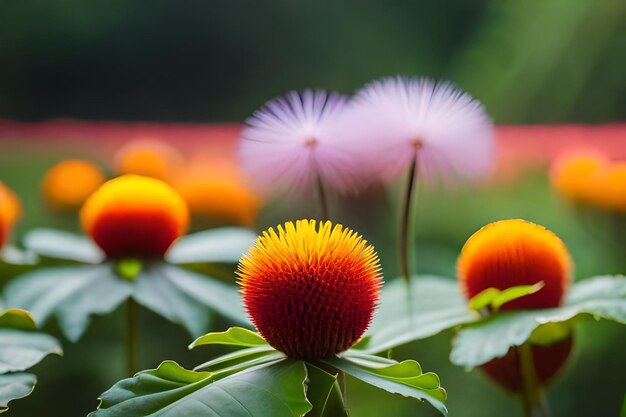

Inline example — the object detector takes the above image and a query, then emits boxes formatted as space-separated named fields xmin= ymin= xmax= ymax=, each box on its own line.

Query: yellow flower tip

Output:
xmin=175 ymin=178 xmax=262 ymax=227
xmin=80 ymin=175 xmax=189 ymax=258
xmin=458 ymin=219 xmax=572 ymax=310
xmin=114 ymin=139 xmax=184 ymax=182
xmin=41 ymin=159 xmax=107 ymax=212
xmin=549 ymin=151 xmax=607 ymax=204
xmin=0 ymin=182 xmax=22 ymax=248
xmin=595 ymin=163 xmax=626 ymax=212
xmin=238 ymin=219 xmax=383 ymax=359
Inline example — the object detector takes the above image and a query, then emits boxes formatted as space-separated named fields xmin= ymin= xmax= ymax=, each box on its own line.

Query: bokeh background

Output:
xmin=1 ymin=1 xmax=625 ymax=416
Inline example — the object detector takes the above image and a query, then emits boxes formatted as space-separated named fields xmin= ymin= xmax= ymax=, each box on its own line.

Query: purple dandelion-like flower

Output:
xmin=239 ymin=90 xmax=365 ymax=196
xmin=348 ymin=76 xmax=495 ymax=185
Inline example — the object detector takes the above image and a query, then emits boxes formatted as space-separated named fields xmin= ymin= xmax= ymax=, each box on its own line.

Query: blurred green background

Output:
xmin=1 ymin=0 xmax=625 ymax=123
xmin=1 ymin=1 xmax=625 ymax=416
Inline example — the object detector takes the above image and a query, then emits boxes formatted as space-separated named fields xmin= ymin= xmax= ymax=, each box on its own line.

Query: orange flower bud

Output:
xmin=114 ymin=140 xmax=183 ymax=182
xmin=0 ymin=182 xmax=22 ymax=248
xmin=41 ymin=160 xmax=107 ymax=212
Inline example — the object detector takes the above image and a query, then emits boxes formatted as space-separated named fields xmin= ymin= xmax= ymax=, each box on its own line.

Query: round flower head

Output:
xmin=0 ymin=182 xmax=22 ymax=249
xmin=238 ymin=220 xmax=382 ymax=359
xmin=550 ymin=152 xmax=607 ymax=205
xmin=80 ymin=175 xmax=189 ymax=258
xmin=458 ymin=219 xmax=571 ymax=310
xmin=239 ymin=90 xmax=362 ymax=195
xmin=115 ymin=139 xmax=183 ymax=182
xmin=349 ymin=76 xmax=494 ymax=184
xmin=41 ymin=159 xmax=107 ymax=212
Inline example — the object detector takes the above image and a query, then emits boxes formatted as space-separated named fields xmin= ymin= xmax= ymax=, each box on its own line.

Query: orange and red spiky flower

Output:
xmin=458 ymin=219 xmax=572 ymax=310
xmin=0 ymin=182 xmax=22 ymax=249
xmin=80 ymin=175 xmax=189 ymax=259
xmin=41 ymin=159 xmax=107 ymax=212
xmin=457 ymin=219 xmax=573 ymax=391
xmin=238 ymin=220 xmax=382 ymax=359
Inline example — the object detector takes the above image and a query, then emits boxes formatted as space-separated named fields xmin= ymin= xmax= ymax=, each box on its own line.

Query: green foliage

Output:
xmin=4 ymin=265 xmax=133 ymax=342
xmin=324 ymin=353 xmax=448 ymax=416
xmin=304 ymin=364 xmax=347 ymax=417
xmin=0 ymin=309 xmax=61 ymax=413
xmin=23 ymin=229 xmax=104 ymax=264
xmin=165 ymin=228 xmax=257 ymax=265
xmin=363 ymin=276 xmax=476 ymax=353
xmin=190 ymin=327 xmax=268 ymax=349
xmin=451 ymin=276 xmax=626 ymax=368
xmin=0 ymin=373 xmax=36 ymax=414
xmin=91 ymin=360 xmax=312 ymax=417
xmin=5 ymin=261 xmax=250 ymax=341
xmin=90 ymin=327 xmax=448 ymax=416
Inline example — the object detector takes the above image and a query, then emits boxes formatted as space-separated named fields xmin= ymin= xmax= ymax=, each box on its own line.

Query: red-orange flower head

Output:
xmin=80 ymin=175 xmax=189 ymax=259
xmin=458 ymin=219 xmax=572 ymax=310
xmin=238 ymin=220 xmax=382 ymax=359
xmin=0 ymin=182 xmax=22 ymax=249
xmin=458 ymin=219 xmax=573 ymax=391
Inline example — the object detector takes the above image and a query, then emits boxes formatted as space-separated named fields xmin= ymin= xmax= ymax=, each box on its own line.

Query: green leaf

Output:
xmin=91 ymin=360 xmax=312 ymax=417
xmin=132 ymin=264 xmax=213 ymax=338
xmin=155 ymin=265 xmax=251 ymax=327
xmin=0 ymin=373 xmax=36 ymax=413
xmin=22 ymin=229 xmax=104 ymax=264
xmin=491 ymin=282 xmax=545 ymax=310
xmin=528 ymin=322 xmax=572 ymax=346
xmin=467 ymin=288 xmax=500 ymax=311
xmin=4 ymin=265 xmax=133 ymax=342
xmin=451 ymin=275 xmax=626 ymax=368
xmin=190 ymin=327 xmax=268 ymax=349
xmin=304 ymin=363 xmax=347 ymax=417
xmin=469 ymin=282 xmax=545 ymax=312
xmin=323 ymin=354 xmax=447 ymax=416
xmin=0 ymin=329 xmax=62 ymax=374
xmin=0 ymin=309 xmax=36 ymax=331
xmin=194 ymin=346 xmax=284 ymax=375
xmin=363 ymin=276 xmax=477 ymax=354
xmin=0 ymin=246 xmax=37 ymax=265
xmin=165 ymin=228 xmax=256 ymax=265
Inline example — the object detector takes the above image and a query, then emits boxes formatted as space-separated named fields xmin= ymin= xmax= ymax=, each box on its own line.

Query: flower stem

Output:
xmin=400 ymin=157 xmax=418 ymax=286
xmin=126 ymin=298 xmax=139 ymax=377
xmin=518 ymin=343 xmax=550 ymax=417
xmin=317 ymin=175 xmax=329 ymax=221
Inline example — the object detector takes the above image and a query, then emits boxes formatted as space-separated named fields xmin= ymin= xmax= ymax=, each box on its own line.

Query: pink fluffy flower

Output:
xmin=239 ymin=90 xmax=364 ymax=196
xmin=349 ymin=76 xmax=495 ymax=184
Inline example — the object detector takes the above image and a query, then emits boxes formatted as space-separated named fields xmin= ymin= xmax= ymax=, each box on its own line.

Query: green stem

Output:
xmin=338 ymin=370 xmax=347 ymax=407
xmin=126 ymin=298 xmax=139 ymax=377
xmin=518 ymin=343 xmax=550 ymax=417
xmin=400 ymin=157 xmax=418 ymax=287
xmin=317 ymin=175 xmax=329 ymax=221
